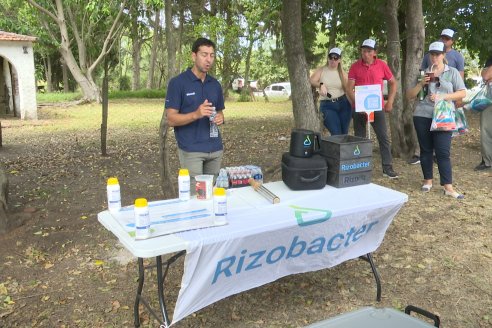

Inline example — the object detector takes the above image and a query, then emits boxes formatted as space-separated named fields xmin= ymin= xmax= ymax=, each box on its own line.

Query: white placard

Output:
xmin=355 ymin=84 xmax=383 ymax=112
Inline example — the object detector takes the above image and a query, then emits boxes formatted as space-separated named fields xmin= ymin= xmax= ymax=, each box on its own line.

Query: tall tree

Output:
xmin=26 ymin=0 xmax=127 ymax=102
xmin=385 ymin=0 xmax=408 ymax=158
xmin=281 ymin=0 xmax=320 ymax=131
xmin=146 ymin=7 xmax=162 ymax=89
xmin=402 ymin=0 xmax=425 ymax=155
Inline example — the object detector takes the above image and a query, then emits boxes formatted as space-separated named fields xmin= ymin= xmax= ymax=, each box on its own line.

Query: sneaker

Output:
xmin=383 ymin=166 xmax=399 ymax=179
xmin=474 ymin=162 xmax=491 ymax=171
xmin=407 ymin=155 xmax=420 ymax=165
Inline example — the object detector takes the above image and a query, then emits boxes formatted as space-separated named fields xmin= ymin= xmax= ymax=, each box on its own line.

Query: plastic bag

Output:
xmin=430 ymin=100 xmax=456 ymax=131
xmin=452 ymin=107 xmax=468 ymax=137
xmin=465 ymin=85 xmax=492 ymax=112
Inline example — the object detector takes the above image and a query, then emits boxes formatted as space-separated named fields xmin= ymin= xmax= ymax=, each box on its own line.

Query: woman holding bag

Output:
xmin=406 ymin=41 xmax=466 ymax=199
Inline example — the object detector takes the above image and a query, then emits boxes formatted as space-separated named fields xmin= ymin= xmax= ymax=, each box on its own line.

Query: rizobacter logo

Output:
xmin=290 ymin=205 xmax=332 ymax=227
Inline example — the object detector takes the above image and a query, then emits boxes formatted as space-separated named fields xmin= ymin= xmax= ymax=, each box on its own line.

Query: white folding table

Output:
xmin=98 ymin=182 xmax=408 ymax=327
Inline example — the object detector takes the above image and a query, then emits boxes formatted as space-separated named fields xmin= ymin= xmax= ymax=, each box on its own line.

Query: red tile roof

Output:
xmin=0 ymin=31 xmax=37 ymax=42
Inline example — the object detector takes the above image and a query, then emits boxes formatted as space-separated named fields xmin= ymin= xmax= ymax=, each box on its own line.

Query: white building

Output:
xmin=0 ymin=31 xmax=37 ymax=120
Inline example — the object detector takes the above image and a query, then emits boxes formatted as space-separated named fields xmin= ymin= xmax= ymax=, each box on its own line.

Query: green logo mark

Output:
xmin=290 ymin=205 xmax=332 ymax=227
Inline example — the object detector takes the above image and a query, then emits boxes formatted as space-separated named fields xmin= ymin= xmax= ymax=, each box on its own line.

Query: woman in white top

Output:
xmin=310 ymin=47 xmax=352 ymax=135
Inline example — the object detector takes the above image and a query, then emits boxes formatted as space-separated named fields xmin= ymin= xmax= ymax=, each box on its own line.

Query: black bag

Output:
xmin=281 ymin=152 xmax=327 ymax=190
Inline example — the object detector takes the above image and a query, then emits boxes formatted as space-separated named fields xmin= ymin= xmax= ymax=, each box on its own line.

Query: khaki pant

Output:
xmin=178 ymin=149 xmax=223 ymax=195
xmin=481 ymin=106 xmax=492 ymax=166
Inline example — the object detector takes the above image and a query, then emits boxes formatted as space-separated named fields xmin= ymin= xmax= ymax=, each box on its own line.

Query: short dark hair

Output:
xmin=192 ymin=38 xmax=216 ymax=53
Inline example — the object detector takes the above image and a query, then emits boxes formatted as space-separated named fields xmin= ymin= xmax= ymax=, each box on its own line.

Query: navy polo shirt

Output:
xmin=165 ymin=68 xmax=225 ymax=152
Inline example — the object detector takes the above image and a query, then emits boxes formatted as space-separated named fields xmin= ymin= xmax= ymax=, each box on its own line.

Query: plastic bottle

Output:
xmin=418 ymin=70 xmax=425 ymax=101
xmin=210 ymin=107 xmax=219 ymax=138
xmin=213 ymin=188 xmax=227 ymax=225
xmin=107 ymin=177 xmax=121 ymax=213
xmin=134 ymin=198 xmax=150 ymax=239
xmin=178 ymin=168 xmax=190 ymax=201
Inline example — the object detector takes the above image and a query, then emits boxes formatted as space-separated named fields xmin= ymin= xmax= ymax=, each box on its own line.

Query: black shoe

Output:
xmin=383 ymin=166 xmax=399 ymax=179
xmin=474 ymin=162 xmax=491 ymax=171
xmin=407 ymin=155 xmax=420 ymax=165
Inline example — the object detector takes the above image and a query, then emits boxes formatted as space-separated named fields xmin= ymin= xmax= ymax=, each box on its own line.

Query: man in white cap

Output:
xmin=346 ymin=39 xmax=399 ymax=179
xmin=408 ymin=28 xmax=466 ymax=165
xmin=421 ymin=28 xmax=465 ymax=81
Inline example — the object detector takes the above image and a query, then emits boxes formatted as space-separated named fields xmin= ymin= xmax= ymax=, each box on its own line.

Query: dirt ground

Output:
xmin=0 ymin=102 xmax=491 ymax=328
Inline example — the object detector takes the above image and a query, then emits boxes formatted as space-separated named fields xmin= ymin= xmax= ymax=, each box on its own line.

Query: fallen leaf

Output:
xmin=44 ymin=262 xmax=54 ymax=269
xmin=0 ymin=284 xmax=7 ymax=295
xmin=94 ymin=260 xmax=104 ymax=266
xmin=80 ymin=216 xmax=88 ymax=220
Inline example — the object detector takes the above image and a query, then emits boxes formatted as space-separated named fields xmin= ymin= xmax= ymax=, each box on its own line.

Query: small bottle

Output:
xmin=134 ymin=198 xmax=150 ymax=239
xmin=210 ymin=107 xmax=219 ymax=138
xmin=178 ymin=168 xmax=190 ymax=201
xmin=107 ymin=177 xmax=121 ymax=213
xmin=418 ymin=70 xmax=425 ymax=101
xmin=213 ymin=188 xmax=227 ymax=225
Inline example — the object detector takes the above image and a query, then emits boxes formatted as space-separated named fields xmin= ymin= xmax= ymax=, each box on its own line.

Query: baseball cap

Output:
xmin=428 ymin=41 xmax=445 ymax=53
xmin=361 ymin=39 xmax=376 ymax=50
xmin=329 ymin=47 xmax=342 ymax=56
xmin=441 ymin=28 xmax=455 ymax=39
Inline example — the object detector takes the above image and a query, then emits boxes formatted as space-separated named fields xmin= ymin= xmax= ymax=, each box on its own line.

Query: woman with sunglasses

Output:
xmin=406 ymin=41 xmax=466 ymax=199
xmin=310 ymin=47 xmax=352 ymax=135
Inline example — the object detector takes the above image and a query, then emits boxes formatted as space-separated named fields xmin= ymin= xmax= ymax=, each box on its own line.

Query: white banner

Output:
xmin=171 ymin=201 xmax=404 ymax=325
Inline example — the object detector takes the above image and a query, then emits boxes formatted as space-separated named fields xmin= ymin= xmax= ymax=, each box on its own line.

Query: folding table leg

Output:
xmin=359 ymin=253 xmax=381 ymax=301
xmin=134 ymin=257 xmax=145 ymax=327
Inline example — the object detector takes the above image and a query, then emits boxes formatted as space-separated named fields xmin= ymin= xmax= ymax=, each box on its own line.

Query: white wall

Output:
xmin=0 ymin=41 xmax=37 ymax=120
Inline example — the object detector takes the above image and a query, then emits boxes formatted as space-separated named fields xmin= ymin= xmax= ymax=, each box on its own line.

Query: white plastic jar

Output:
xmin=178 ymin=168 xmax=190 ymax=201
xmin=106 ymin=177 xmax=121 ymax=213
xmin=134 ymin=198 xmax=150 ymax=239
xmin=213 ymin=187 xmax=227 ymax=225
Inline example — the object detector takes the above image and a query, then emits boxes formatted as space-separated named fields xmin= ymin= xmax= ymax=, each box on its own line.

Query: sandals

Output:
xmin=443 ymin=190 xmax=464 ymax=199
xmin=421 ymin=184 xmax=432 ymax=192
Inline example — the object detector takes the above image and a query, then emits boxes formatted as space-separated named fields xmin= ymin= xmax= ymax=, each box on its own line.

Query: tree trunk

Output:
xmin=101 ymin=59 xmax=109 ymax=156
xmin=0 ymin=166 xmax=9 ymax=234
xmin=165 ymin=0 xmax=177 ymax=82
xmin=281 ymin=0 xmax=320 ymax=131
xmin=46 ymin=56 xmax=53 ymax=92
xmin=159 ymin=112 xmax=176 ymax=199
xmin=27 ymin=0 xmax=126 ymax=103
xmin=402 ymin=0 xmax=424 ymax=156
xmin=131 ymin=9 xmax=142 ymax=91
xmin=385 ymin=0 xmax=406 ymax=159
xmin=147 ymin=8 xmax=161 ymax=89
xmin=60 ymin=57 xmax=69 ymax=93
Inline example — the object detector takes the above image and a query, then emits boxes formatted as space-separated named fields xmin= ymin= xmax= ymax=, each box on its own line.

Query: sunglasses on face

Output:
xmin=329 ymin=56 xmax=340 ymax=60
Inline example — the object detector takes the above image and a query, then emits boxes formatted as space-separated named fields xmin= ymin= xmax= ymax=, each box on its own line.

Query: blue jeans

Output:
xmin=413 ymin=116 xmax=453 ymax=185
xmin=320 ymin=95 xmax=352 ymax=135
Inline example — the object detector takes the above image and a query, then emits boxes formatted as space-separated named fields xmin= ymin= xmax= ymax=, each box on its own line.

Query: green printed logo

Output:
xmin=290 ymin=205 xmax=332 ymax=227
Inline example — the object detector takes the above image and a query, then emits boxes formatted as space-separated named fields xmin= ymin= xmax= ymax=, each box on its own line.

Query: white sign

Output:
xmin=355 ymin=84 xmax=383 ymax=112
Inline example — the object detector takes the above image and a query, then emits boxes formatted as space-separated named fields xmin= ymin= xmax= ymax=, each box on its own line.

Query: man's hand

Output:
xmin=384 ymin=100 xmax=394 ymax=112
xmin=196 ymin=99 xmax=215 ymax=119
xmin=214 ymin=110 xmax=224 ymax=125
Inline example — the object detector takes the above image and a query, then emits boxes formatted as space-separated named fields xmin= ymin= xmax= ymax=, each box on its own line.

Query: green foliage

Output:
xmin=36 ymin=92 xmax=82 ymax=104
xmin=118 ymin=76 xmax=131 ymax=91
xmin=108 ymin=89 xmax=166 ymax=99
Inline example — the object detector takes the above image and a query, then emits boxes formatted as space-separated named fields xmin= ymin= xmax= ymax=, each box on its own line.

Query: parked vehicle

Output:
xmin=263 ymin=82 xmax=291 ymax=99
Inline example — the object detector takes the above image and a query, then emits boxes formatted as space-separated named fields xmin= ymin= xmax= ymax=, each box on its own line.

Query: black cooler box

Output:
xmin=281 ymin=152 xmax=327 ymax=190
xmin=320 ymin=135 xmax=373 ymax=188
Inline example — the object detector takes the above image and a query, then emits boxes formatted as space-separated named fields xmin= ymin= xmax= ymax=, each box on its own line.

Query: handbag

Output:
xmin=465 ymin=85 xmax=492 ymax=112
xmin=452 ymin=107 xmax=468 ymax=136
xmin=430 ymin=100 xmax=456 ymax=131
